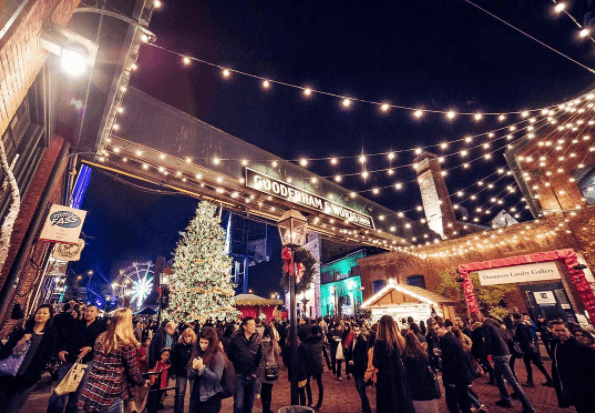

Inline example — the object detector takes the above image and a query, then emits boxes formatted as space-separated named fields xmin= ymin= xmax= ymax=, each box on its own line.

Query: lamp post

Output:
xmin=277 ymin=209 xmax=308 ymax=405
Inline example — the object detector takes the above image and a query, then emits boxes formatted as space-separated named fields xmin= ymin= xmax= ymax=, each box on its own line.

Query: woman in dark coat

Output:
xmin=0 ymin=304 xmax=57 ymax=413
xmin=282 ymin=330 xmax=308 ymax=406
xmin=372 ymin=315 xmax=414 ymax=413
xmin=304 ymin=326 xmax=325 ymax=409
xmin=403 ymin=332 xmax=439 ymax=413
xmin=173 ymin=328 xmax=197 ymax=413
xmin=470 ymin=322 xmax=494 ymax=384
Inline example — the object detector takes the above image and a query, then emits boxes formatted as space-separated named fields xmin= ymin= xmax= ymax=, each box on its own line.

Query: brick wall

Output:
xmin=0 ymin=0 xmax=81 ymax=136
xmin=358 ymin=214 xmax=589 ymax=316
xmin=0 ymin=136 xmax=67 ymax=334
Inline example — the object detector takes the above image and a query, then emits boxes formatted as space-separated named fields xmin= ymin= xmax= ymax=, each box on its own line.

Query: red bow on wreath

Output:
xmin=281 ymin=246 xmax=305 ymax=283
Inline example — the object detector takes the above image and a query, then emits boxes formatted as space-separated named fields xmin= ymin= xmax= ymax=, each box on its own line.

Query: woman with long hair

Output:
xmin=78 ymin=308 xmax=145 ymax=413
xmin=0 ymin=304 xmax=57 ymax=413
xmin=372 ymin=315 xmax=414 ymax=413
xmin=188 ymin=326 xmax=225 ymax=413
xmin=173 ymin=328 xmax=197 ymax=413
xmin=258 ymin=325 xmax=280 ymax=413
xmin=403 ymin=333 xmax=440 ymax=413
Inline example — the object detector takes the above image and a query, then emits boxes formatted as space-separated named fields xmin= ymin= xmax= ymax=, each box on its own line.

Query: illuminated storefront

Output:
xmin=320 ymin=276 xmax=363 ymax=317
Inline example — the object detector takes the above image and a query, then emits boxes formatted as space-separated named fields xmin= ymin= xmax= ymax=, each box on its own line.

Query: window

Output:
xmin=1 ymin=98 xmax=30 ymax=163
xmin=407 ymin=275 xmax=426 ymax=289
xmin=575 ymin=164 xmax=595 ymax=205
xmin=372 ymin=280 xmax=387 ymax=293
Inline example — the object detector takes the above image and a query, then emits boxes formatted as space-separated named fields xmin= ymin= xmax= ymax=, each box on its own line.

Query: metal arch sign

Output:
xmin=39 ymin=204 xmax=87 ymax=245
xmin=245 ymin=168 xmax=375 ymax=229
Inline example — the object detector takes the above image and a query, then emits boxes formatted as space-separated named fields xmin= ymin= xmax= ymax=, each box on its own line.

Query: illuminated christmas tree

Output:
xmin=169 ymin=201 xmax=237 ymax=323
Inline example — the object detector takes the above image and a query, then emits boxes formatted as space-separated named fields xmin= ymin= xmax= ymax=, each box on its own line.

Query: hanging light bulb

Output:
xmin=303 ymin=88 xmax=312 ymax=96
xmin=262 ymin=80 xmax=270 ymax=89
xmin=183 ymin=56 xmax=191 ymax=65
xmin=474 ymin=113 xmax=483 ymax=121
xmin=381 ymin=103 xmax=390 ymax=112
xmin=446 ymin=111 xmax=456 ymax=120
xmin=222 ymin=69 xmax=231 ymax=78
xmin=413 ymin=109 xmax=423 ymax=119
xmin=554 ymin=3 xmax=566 ymax=13
xmin=330 ymin=157 xmax=338 ymax=165
xmin=300 ymin=158 xmax=308 ymax=167
xmin=342 ymin=98 xmax=351 ymax=108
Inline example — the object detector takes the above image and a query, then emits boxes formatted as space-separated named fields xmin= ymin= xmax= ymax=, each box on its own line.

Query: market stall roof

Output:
xmin=361 ymin=281 xmax=456 ymax=309
xmin=234 ymin=293 xmax=282 ymax=307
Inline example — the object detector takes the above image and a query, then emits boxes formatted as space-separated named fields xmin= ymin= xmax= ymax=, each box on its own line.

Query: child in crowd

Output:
xmin=139 ymin=338 xmax=151 ymax=373
xmin=147 ymin=348 xmax=171 ymax=413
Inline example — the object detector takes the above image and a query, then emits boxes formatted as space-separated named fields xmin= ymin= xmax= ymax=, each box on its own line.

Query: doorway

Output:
xmin=519 ymin=282 xmax=576 ymax=322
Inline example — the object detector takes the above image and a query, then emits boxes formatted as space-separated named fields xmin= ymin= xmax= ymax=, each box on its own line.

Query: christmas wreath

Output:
xmin=280 ymin=245 xmax=317 ymax=294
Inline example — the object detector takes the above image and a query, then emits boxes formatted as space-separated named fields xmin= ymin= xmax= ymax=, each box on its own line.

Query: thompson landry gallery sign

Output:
xmin=245 ymin=168 xmax=375 ymax=229
xmin=477 ymin=261 xmax=561 ymax=286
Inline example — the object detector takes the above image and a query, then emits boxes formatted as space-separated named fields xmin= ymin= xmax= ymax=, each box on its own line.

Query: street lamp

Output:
xmin=39 ymin=22 xmax=98 ymax=77
xmin=277 ymin=209 xmax=308 ymax=405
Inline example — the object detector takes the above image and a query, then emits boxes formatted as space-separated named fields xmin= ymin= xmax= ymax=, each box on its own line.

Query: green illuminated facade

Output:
xmin=320 ymin=276 xmax=363 ymax=317
xmin=320 ymin=249 xmax=367 ymax=317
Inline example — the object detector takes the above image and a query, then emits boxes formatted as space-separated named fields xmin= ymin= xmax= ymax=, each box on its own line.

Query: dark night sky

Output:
xmin=74 ymin=0 xmax=595 ymax=295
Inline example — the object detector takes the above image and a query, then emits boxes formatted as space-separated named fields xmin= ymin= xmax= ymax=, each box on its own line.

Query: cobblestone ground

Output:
xmin=23 ymin=358 xmax=574 ymax=413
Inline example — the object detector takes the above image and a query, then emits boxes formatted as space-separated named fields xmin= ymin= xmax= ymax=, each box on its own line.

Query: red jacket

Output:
xmin=150 ymin=361 xmax=170 ymax=389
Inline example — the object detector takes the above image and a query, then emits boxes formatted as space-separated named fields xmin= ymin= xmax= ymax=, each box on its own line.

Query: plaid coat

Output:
xmin=78 ymin=333 xmax=145 ymax=412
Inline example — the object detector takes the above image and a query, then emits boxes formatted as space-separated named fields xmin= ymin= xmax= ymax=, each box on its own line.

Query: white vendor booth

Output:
xmin=361 ymin=279 xmax=457 ymax=325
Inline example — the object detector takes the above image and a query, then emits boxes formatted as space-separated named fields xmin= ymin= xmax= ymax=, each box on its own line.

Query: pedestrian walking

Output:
xmin=227 ymin=317 xmax=263 ymax=413
xmin=147 ymin=348 xmax=172 ymax=413
xmin=372 ymin=315 xmax=414 ymax=413
xmin=304 ymin=325 xmax=325 ymax=409
xmin=0 ymin=305 xmax=57 ymax=413
xmin=258 ymin=325 xmax=279 ymax=413
xmin=573 ymin=328 xmax=595 ymax=349
xmin=149 ymin=321 xmax=177 ymax=369
xmin=77 ymin=308 xmax=146 ymax=413
xmin=536 ymin=315 xmax=555 ymax=357
xmin=512 ymin=313 xmax=553 ymax=387
xmin=479 ymin=308 xmax=535 ymax=413
xmin=173 ymin=328 xmax=197 ymax=413
xmin=470 ymin=322 xmax=494 ymax=384
xmin=48 ymin=303 xmax=106 ymax=413
xmin=550 ymin=320 xmax=595 ymax=413
xmin=281 ymin=330 xmax=308 ymax=405
xmin=403 ymin=332 xmax=440 ymax=413
xmin=188 ymin=326 xmax=225 ymax=413
xmin=139 ymin=338 xmax=151 ymax=373
xmin=434 ymin=322 xmax=472 ymax=413
xmin=329 ymin=324 xmax=345 ymax=380
xmin=346 ymin=323 xmax=372 ymax=413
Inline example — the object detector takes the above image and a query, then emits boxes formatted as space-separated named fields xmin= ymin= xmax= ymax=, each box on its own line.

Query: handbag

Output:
xmin=0 ymin=339 xmax=30 ymax=377
xmin=54 ymin=357 xmax=88 ymax=396
xmin=335 ymin=343 xmax=344 ymax=361
xmin=429 ymin=366 xmax=441 ymax=399
xmin=363 ymin=347 xmax=377 ymax=384
xmin=265 ymin=364 xmax=279 ymax=381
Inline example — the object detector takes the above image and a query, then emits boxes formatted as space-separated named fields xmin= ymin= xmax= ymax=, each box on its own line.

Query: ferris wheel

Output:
xmin=114 ymin=261 xmax=155 ymax=310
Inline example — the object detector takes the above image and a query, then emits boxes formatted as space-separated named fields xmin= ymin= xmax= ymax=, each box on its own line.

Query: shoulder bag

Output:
xmin=0 ymin=339 xmax=30 ymax=377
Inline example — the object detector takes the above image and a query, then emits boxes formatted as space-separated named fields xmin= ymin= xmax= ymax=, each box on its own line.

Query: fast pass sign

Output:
xmin=39 ymin=204 xmax=87 ymax=245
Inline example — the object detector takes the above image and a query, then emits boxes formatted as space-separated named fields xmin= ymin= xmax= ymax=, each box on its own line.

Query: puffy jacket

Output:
xmin=227 ymin=331 xmax=263 ymax=376
xmin=481 ymin=318 xmax=510 ymax=357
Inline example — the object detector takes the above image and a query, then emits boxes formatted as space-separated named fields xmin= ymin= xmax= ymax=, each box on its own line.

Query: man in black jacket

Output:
xmin=434 ymin=322 xmax=472 ymax=413
xmin=551 ymin=320 xmax=595 ymax=413
xmin=512 ymin=313 xmax=553 ymax=387
xmin=149 ymin=320 xmax=177 ymax=369
xmin=228 ymin=317 xmax=263 ymax=413
xmin=47 ymin=304 xmax=105 ymax=413
xmin=479 ymin=309 xmax=535 ymax=413
xmin=346 ymin=324 xmax=371 ymax=413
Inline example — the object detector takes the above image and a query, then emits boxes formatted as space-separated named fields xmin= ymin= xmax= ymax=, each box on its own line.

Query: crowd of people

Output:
xmin=0 ymin=301 xmax=594 ymax=413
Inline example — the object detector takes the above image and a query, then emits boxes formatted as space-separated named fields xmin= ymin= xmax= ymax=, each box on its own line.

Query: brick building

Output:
xmin=0 ymin=0 xmax=156 ymax=334
xmin=358 ymin=98 xmax=595 ymax=323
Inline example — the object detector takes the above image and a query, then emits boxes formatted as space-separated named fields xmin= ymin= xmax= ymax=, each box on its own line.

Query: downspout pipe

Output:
xmin=0 ymin=141 xmax=71 ymax=330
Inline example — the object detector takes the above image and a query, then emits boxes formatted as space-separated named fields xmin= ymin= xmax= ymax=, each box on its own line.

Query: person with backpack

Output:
xmin=227 ymin=317 xmax=263 ymax=413
xmin=188 ymin=326 xmax=225 ymax=413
